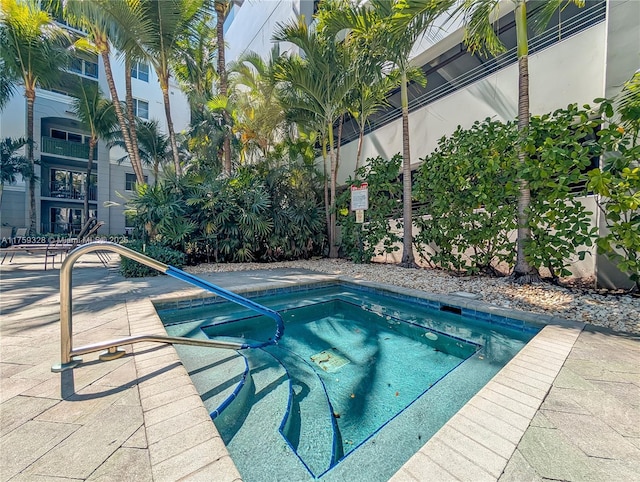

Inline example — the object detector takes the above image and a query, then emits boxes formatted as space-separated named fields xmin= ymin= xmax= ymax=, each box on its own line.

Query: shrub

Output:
xmin=588 ymin=76 xmax=640 ymax=291
xmin=414 ymin=119 xmax=518 ymax=274
xmin=126 ymin=158 xmax=325 ymax=264
xmin=337 ymin=154 xmax=402 ymax=263
xmin=523 ymin=104 xmax=600 ymax=280
xmin=119 ymin=240 xmax=186 ymax=278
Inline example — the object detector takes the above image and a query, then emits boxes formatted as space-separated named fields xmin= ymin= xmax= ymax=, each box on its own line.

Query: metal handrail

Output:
xmin=52 ymin=241 xmax=285 ymax=372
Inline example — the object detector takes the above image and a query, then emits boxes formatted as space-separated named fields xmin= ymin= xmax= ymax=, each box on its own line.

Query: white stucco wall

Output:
xmin=336 ymin=23 xmax=607 ymax=183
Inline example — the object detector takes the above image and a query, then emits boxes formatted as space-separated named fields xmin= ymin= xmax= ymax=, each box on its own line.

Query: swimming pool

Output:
xmin=157 ymin=282 xmax=539 ymax=481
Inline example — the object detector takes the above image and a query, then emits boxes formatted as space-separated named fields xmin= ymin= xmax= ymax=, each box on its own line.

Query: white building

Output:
xmin=225 ymin=0 xmax=640 ymax=288
xmin=0 ymin=21 xmax=190 ymax=237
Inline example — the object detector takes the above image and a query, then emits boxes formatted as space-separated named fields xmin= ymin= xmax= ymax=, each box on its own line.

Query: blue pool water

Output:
xmin=157 ymin=283 xmax=539 ymax=481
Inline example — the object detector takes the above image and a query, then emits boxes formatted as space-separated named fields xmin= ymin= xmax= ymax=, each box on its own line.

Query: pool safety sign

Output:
xmin=350 ymin=183 xmax=369 ymax=210
xmin=351 ymin=183 xmax=368 ymax=223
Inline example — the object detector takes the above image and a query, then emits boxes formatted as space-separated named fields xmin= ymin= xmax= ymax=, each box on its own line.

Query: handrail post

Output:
xmin=52 ymin=241 xmax=284 ymax=373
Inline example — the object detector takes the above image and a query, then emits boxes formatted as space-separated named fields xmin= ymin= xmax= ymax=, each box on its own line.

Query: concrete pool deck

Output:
xmin=1 ymin=253 xmax=639 ymax=481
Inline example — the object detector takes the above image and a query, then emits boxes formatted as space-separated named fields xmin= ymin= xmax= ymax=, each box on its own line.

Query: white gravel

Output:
xmin=188 ymin=258 xmax=640 ymax=335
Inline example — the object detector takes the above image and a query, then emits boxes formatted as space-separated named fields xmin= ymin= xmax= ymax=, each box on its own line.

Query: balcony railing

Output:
xmin=41 ymin=137 xmax=90 ymax=160
xmin=45 ymin=181 xmax=97 ymax=201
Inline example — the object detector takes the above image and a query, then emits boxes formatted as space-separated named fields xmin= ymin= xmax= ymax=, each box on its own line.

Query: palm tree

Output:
xmin=214 ymin=0 xmax=232 ymax=175
xmin=63 ymin=0 xmax=149 ymax=186
xmin=0 ymin=57 xmax=16 ymax=110
xmin=230 ymin=50 xmax=288 ymax=161
xmin=402 ymin=0 xmax=584 ymax=280
xmin=70 ymin=79 xmax=116 ymax=223
xmin=132 ymin=119 xmax=172 ymax=185
xmin=140 ymin=0 xmax=204 ymax=177
xmin=173 ymin=14 xmax=217 ymax=119
xmin=108 ymin=118 xmax=172 ymax=186
xmin=0 ymin=0 xmax=70 ymax=234
xmin=273 ymin=17 xmax=356 ymax=258
xmin=0 ymin=137 xmax=29 ymax=210
xmin=323 ymin=0 xmax=450 ymax=267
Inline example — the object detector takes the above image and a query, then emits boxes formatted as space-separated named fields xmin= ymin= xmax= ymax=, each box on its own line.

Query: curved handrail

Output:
xmin=52 ymin=241 xmax=285 ymax=372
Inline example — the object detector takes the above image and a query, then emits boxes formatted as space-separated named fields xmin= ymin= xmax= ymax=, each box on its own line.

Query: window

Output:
xmin=69 ymin=56 xmax=99 ymax=79
xmin=131 ymin=61 xmax=149 ymax=82
xmin=125 ymin=173 xmax=147 ymax=191
xmin=50 ymin=128 xmax=90 ymax=144
xmin=50 ymin=207 xmax=96 ymax=234
xmin=133 ymin=99 xmax=149 ymax=119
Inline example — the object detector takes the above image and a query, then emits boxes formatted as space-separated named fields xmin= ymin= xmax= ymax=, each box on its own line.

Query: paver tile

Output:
xmin=0 ymin=420 xmax=79 ymax=480
xmin=0 ymin=395 xmax=59 ymax=437
xmin=420 ymin=437 xmax=495 ymax=482
xmin=390 ymin=452 xmax=457 ymax=482
xmin=542 ymin=409 xmax=640 ymax=460
xmin=148 ymin=422 xmax=225 ymax=465
xmin=456 ymin=403 xmax=524 ymax=445
xmin=25 ymin=404 xmax=143 ymax=479
xmin=86 ymin=447 xmax=152 ymax=482
xmin=179 ymin=455 xmax=242 ymax=482
xmin=151 ymin=439 xmax=235 ymax=481
xmin=499 ymin=448 xmax=543 ymax=482
xmin=448 ymin=412 xmax=517 ymax=459
xmin=469 ymin=396 xmax=532 ymax=432
xmin=436 ymin=426 xmax=508 ymax=478
xmin=516 ymin=426 xmax=605 ymax=481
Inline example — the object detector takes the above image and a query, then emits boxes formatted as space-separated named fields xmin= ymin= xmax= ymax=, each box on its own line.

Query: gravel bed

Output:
xmin=187 ymin=258 xmax=640 ymax=335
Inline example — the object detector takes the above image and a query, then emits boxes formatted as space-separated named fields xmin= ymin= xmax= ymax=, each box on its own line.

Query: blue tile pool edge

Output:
xmin=154 ymin=277 xmax=544 ymax=335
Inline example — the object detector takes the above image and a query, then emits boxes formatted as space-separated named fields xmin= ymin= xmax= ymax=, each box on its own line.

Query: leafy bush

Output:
xmin=125 ymin=158 xmax=325 ymax=264
xmin=588 ymin=76 xmax=640 ymax=290
xmin=119 ymin=240 xmax=186 ymax=278
xmin=337 ymin=155 xmax=402 ymax=263
xmin=413 ymin=119 xmax=518 ymax=274
xmin=523 ymin=104 xmax=600 ymax=280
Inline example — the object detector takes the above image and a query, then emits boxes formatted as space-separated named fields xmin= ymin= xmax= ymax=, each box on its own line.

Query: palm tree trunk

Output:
xmin=322 ymin=139 xmax=330 ymax=251
xmin=329 ymin=122 xmax=339 ymax=258
xmin=84 ymin=139 xmax=96 ymax=224
xmin=159 ymin=75 xmax=182 ymax=176
xmin=356 ymin=124 xmax=365 ymax=172
xmin=512 ymin=1 xmax=539 ymax=282
xmin=100 ymin=49 xmax=145 ymax=185
xmin=26 ymin=88 xmax=37 ymax=235
xmin=400 ymin=72 xmax=416 ymax=267
xmin=125 ymin=56 xmax=142 ymax=181
xmin=216 ymin=1 xmax=232 ymax=175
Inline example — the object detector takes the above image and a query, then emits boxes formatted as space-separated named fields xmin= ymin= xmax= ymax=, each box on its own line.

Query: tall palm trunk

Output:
xmin=99 ymin=47 xmax=145 ymax=185
xmin=124 ymin=57 xmax=142 ymax=181
xmin=216 ymin=2 xmax=231 ymax=175
xmin=512 ymin=2 xmax=539 ymax=281
xmin=328 ymin=122 xmax=338 ymax=258
xmin=322 ymin=139 xmax=330 ymax=250
xmin=84 ymin=138 xmax=95 ymax=223
xmin=26 ymin=87 xmax=36 ymax=235
xmin=400 ymin=71 xmax=416 ymax=267
xmin=356 ymin=124 xmax=365 ymax=171
xmin=159 ymin=74 xmax=182 ymax=176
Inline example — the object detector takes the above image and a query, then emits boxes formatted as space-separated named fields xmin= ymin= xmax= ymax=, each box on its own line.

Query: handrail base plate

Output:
xmin=51 ymin=357 xmax=82 ymax=373
xmin=99 ymin=349 xmax=126 ymax=361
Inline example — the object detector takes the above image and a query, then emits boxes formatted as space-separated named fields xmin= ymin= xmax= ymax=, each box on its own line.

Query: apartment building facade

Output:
xmin=0 ymin=23 xmax=190 ymax=237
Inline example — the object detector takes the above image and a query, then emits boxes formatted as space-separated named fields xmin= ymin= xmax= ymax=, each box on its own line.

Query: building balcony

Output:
xmin=41 ymin=136 xmax=90 ymax=160
xmin=44 ymin=181 xmax=97 ymax=201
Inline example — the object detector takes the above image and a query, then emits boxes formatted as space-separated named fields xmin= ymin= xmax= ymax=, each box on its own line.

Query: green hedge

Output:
xmin=119 ymin=241 xmax=186 ymax=278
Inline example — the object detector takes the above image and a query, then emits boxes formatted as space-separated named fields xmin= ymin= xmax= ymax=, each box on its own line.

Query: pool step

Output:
xmin=265 ymin=344 xmax=341 ymax=477
xmin=173 ymin=344 xmax=247 ymax=415
xmin=216 ymin=348 xmax=316 ymax=481
xmin=165 ymin=319 xmax=248 ymax=416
